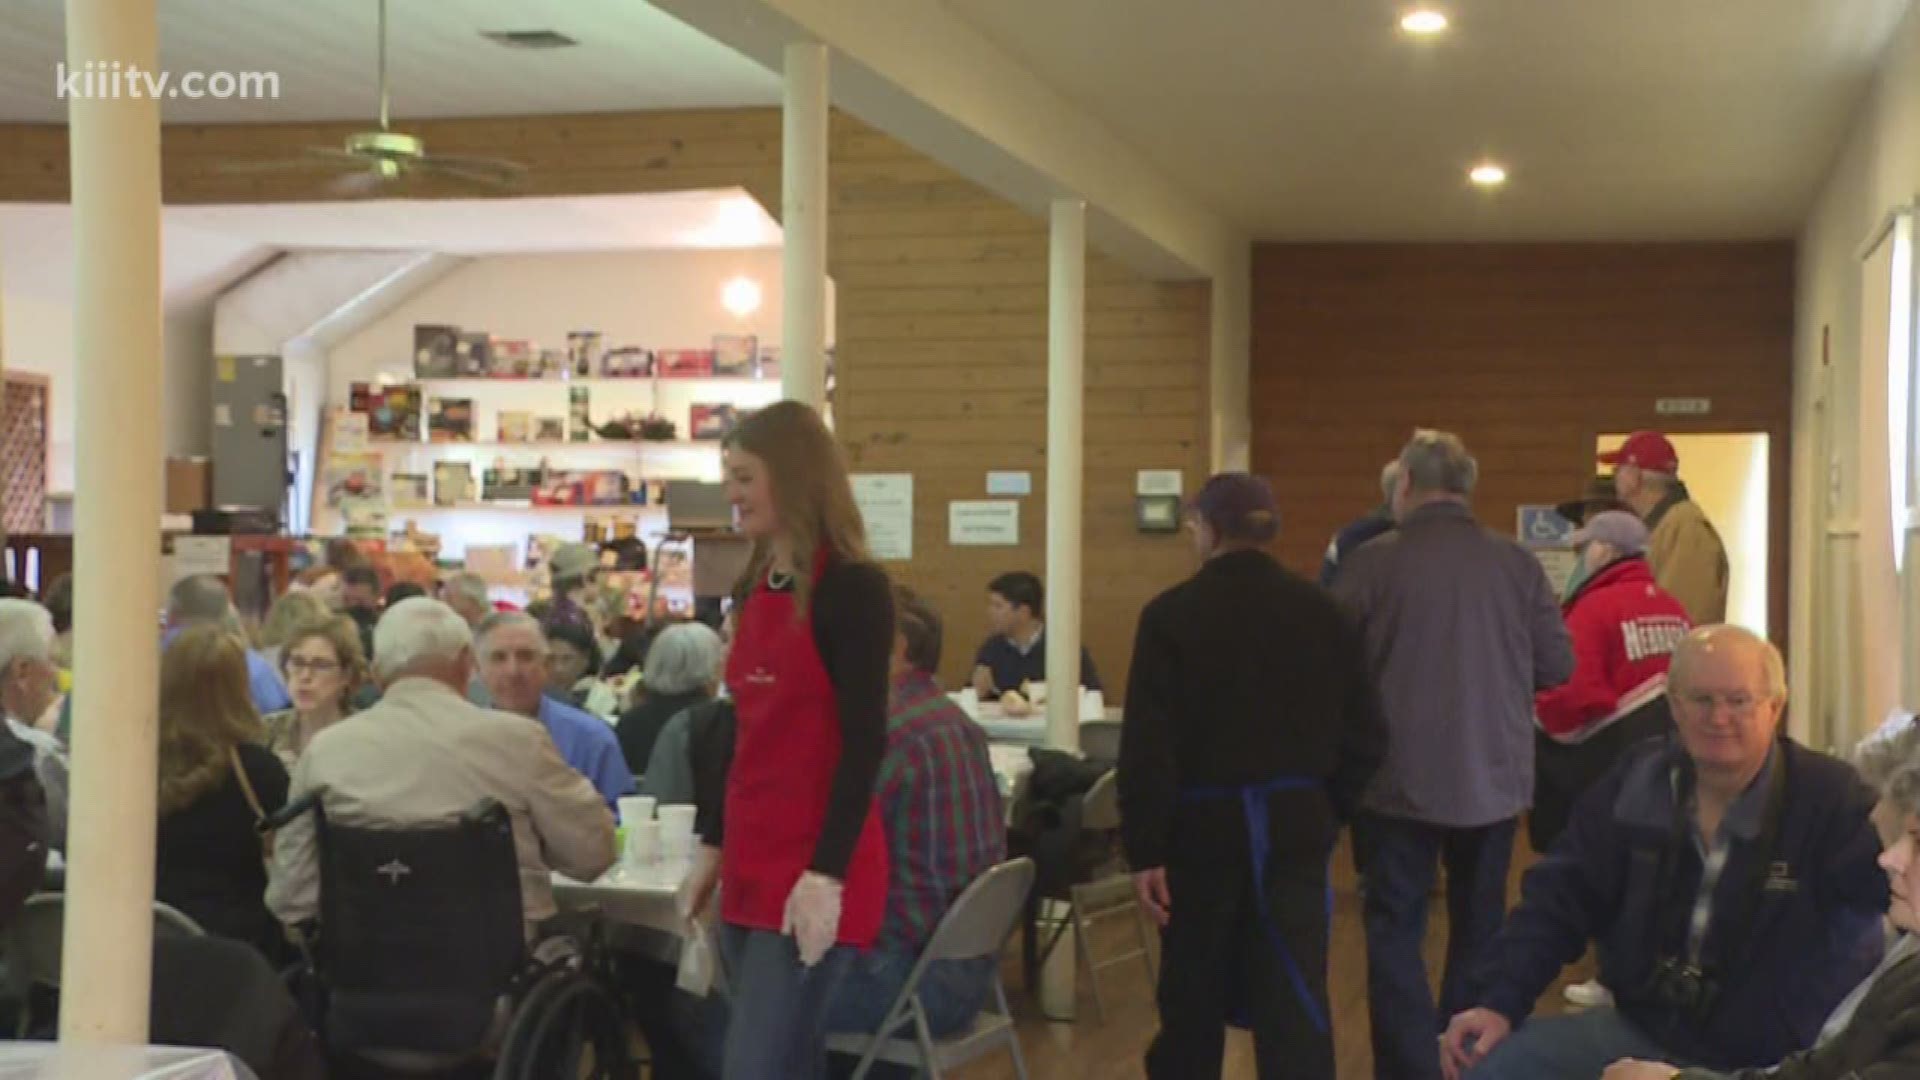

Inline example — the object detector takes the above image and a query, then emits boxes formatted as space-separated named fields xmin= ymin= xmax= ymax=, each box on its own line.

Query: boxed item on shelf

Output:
xmin=456 ymin=331 xmax=492 ymax=377
xmin=689 ymin=403 xmax=744 ymax=441
xmin=497 ymin=410 xmax=533 ymax=443
xmin=601 ymin=346 xmax=653 ymax=379
xmin=390 ymin=473 xmax=431 ymax=509
xmin=657 ymin=349 xmax=717 ymax=378
xmin=489 ymin=339 xmax=537 ymax=379
xmin=428 ymin=398 xmax=475 ymax=442
xmin=535 ymin=469 xmax=630 ymax=507
xmin=566 ymin=331 xmax=603 ymax=378
xmin=348 ymin=381 xmax=373 ymax=414
xmin=539 ymin=349 xmax=568 ymax=379
xmin=484 ymin=465 xmax=546 ymax=501
xmin=713 ymin=334 xmax=757 ymax=377
xmin=331 ymin=408 xmax=370 ymax=453
xmin=568 ymin=387 xmax=592 ymax=443
xmin=432 ymin=462 xmax=474 ymax=506
xmin=535 ymin=416 xmax=567 ymax=442
xmin=413 ymin=324 xmax=462 ymax=378
xmin=756 ymin=345 xmax=780 ymax=381
xmin=368 ymin=384 xmax=423 ymax=441
xmin=323 ymin=452 xmax=383 ymax=509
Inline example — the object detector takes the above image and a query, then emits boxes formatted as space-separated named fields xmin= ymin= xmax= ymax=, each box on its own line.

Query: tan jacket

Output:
xmin=1646 ymin=493 xmax=1729 ymax=626
xmin=266 ymin=677 xmax=614 ymax=930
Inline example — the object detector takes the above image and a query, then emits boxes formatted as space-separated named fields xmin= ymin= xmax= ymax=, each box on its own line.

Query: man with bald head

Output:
xmin=1438 ymin=626 xmax=1889 ymax=1079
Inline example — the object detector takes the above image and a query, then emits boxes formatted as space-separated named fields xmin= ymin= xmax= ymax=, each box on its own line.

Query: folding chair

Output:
xmin=5 ymin=892 xmax=204 ymax=1036
xmin=1034 ymin=769 xmax=1157 ymax=1022
xmin=826 ymin=857 xmax=1036 ymax=1080
xmin=1078 ymin=720 xmax=1123 ymax=763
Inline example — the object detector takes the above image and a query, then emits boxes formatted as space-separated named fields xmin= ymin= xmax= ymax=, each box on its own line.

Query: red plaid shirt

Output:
xmin=875 ymin=671 xmax=1007 ymax=956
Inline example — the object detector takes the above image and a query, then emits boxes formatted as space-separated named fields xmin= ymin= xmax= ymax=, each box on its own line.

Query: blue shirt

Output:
xmin=536 ymin=694 xmax=636 ymax=809
xmin=159 ymin=627 xmax=292 ymax=714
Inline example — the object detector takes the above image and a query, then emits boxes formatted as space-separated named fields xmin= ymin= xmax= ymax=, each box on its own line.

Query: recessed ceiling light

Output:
xmin=480 ymin=29 xmax=578 ymax=50
xmin=1469 ymin=163 xmax=1508 ymax=187
xmin=1400 ymin=10 xmax=1448 ymax=34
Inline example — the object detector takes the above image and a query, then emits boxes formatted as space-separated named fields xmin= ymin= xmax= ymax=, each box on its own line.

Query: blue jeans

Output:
xmin=1466 ymin=1009 xmax=1688 ymax=1080
xmin=826 ymin=951 xmax=995 ymax=1037
xmin=1356 ymin=814 xmax=1517 ymax=1080
xmin=823 ymin=951 xmax=996 ymax=1079
xmin=719 ymin=924 xmax=856 ymax=1080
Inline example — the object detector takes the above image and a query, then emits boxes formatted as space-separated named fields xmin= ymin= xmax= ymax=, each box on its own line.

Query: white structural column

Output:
xmin=1044 ymin=197 xmax=1086 ymax=754
xmin=780 ymin=42 xmax=830 ymax=409
xmin=59 ymin=0 xmax=165 ymax=1043
xmin=1039 ymin=198 xmax=1087 ymax=1021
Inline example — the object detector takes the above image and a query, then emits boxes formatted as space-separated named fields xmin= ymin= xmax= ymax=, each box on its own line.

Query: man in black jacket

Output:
xmin=1120 ymin=472 xmax=1388 ymax=1079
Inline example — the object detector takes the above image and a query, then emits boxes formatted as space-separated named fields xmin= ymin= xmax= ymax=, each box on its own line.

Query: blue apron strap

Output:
xmin=1180 ymin=776 xmax=1329 ymax=1036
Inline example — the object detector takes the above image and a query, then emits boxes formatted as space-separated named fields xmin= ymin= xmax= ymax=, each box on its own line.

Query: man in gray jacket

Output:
xmin=1334 ymin=429 xmax=1574 ymax=1080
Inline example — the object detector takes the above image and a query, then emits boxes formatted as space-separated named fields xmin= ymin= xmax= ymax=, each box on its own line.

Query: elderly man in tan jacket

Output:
xmin=267 ymin=598 xmax=614 ymax=937
xmin=1601 ymin=431 xmax=1730 ymax=625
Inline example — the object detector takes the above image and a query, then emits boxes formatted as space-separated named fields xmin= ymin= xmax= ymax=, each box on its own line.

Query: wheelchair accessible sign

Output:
xmin=1517 ymin=505 xmax=1575 ymax=548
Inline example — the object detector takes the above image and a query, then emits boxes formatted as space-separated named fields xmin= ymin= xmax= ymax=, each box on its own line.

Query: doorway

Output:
xmin=1597 ymin=432 xmax=1771 ymax=637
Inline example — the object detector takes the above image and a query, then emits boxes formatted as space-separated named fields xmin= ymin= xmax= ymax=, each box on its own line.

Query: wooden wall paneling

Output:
xmin=1251 ymin=242 xmax=1795 ymax=644
xmin=0 ymin=107 xmax=1213 ymax=698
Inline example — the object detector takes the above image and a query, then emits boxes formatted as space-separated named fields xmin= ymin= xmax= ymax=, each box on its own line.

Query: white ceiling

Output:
xmin=0 ymin=0 xmax=780 ymax=123
xmin=944 ymin=0 xmax=1916 ymax=239
xmin=0 ymin=190 xmax=782 ymax=309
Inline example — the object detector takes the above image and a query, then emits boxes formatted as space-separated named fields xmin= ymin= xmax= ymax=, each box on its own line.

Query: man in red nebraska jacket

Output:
xmin=1536 ymin=510 xmax=1691 ymax=743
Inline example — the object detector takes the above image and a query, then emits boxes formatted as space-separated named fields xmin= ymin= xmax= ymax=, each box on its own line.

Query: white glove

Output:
xmin=781 ymin=871 xmax=844 ymax=967
xmin=677 ymin=843 xmax=723 ymax=933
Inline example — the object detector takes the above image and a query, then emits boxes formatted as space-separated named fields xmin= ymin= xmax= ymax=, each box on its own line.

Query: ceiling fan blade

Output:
xmin=325 ymin=169 xmax=389 ymax=197
xmin=215 ymin=147 xmax=371 ymax=174
xmin=415 ymin=155 xmax=525 ymax=189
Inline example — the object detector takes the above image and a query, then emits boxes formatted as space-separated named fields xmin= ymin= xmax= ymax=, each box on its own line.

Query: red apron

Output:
xmin=721 ymin=565 xmax=889 ymax=947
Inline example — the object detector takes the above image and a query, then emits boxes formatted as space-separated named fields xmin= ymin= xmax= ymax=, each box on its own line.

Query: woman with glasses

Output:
xmin=262 ymin=615 xmax=368 ymax=768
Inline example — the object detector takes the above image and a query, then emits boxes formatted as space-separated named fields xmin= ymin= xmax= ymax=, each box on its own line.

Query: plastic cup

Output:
xmin=626 ymin=821 xmax=662 ymax=866
xmin=658 ymin=804 xmax=697 ymax=861
xmin=619 ymin=796 xmax=657 ymax=827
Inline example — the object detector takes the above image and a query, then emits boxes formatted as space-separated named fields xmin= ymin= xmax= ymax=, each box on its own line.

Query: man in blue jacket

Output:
xmin=1319 ymin=459 xmax=1399 ymax=587
xmin=1440 ymin=625 xmax=1888 ymax=1079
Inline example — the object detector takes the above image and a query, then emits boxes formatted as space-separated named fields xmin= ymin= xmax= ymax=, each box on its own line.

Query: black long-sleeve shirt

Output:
xmin=1118 ymin=548 xmax=1386 ymax=870
xmin=695 ymin=557 xmax=894 ymax=880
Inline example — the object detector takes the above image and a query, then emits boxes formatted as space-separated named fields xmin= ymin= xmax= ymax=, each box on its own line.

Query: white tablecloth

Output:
xmin=0 ymin=1045 xmax=256 ymax=1079
xmin=552 ymin=858 xmax=690 ymax=937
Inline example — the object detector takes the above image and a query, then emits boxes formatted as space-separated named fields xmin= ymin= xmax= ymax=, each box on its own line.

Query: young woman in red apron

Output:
xmin=681 ymin=401 xmax=894 ymax=1078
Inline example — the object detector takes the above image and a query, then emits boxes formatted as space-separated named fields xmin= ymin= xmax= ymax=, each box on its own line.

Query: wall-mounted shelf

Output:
xmin=395 ymin=503 xmax=669 ymax=516
xmin=408 ymin=376 xmax=775 ymax=388
xmin=371 ymin=440 xmax=721 ymax=453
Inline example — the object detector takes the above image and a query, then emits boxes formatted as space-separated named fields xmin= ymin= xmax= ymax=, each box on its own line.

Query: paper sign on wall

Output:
xmin=1136 ymin=470 xmax=1184 ymax=497
xmin=851 ymin=473 xmax=914 ymax=561
xmin=949 ymin=500 xmax=1020 ymax=546
xmin=171 ymin=535 xmax=231 ymax=581
xmin=986 ymin=471 xmax=1032 ymax=496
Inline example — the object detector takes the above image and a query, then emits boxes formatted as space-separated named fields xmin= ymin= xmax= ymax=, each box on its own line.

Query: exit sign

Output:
xmin=1656 ymin=397 xmax=1712 ymax=416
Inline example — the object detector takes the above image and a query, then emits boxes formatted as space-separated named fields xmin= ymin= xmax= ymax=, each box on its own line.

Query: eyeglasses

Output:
xmin=287 ymin=658 xmax=342 ymax=676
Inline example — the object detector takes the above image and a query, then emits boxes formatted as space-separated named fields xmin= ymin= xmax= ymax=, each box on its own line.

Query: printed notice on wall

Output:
xmin=851 ymin=473 xmax=914 ymax=561
xmin=949 ymin=500 xmax=1020 ymax=546
xmin=171 ymin=535 xmax=231 ymax=581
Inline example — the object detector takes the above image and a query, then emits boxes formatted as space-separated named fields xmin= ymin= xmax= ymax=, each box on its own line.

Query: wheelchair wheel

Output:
xmin=494 ymin=967 xmax=634 ymax=1080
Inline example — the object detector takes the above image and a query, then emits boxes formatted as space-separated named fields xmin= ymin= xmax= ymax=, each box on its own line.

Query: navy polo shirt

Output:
xmin=974 ymin=628 xmax=1102 ymax=694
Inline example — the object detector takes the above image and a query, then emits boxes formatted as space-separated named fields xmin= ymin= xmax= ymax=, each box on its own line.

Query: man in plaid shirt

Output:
xmin=826 ymin=585 xmax=1007 ymax=1048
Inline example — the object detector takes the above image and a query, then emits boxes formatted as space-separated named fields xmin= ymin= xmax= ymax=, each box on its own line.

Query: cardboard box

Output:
xmin=165 ymin=457 xmax=212 ymax=514
xmin=657 ymin=349 xmax=716 ymax=378
xmin=713 ymin=335 xmax=757 ymax=377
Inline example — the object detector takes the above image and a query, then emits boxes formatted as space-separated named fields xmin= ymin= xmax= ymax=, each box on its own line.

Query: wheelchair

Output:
xmin=277 ymin=795 xmax=635 ymax=1080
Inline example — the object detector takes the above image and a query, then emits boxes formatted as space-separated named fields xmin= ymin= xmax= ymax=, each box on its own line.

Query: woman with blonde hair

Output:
xmin=680 ymin=400 xmax=894 ymax=1078
xmin=154 ymin=625 xmax=290 ymax=960
xmin=261 ymin=615 xmax=368 ymax=767
xmin=256 ymin=589 xmax=331 ymax=672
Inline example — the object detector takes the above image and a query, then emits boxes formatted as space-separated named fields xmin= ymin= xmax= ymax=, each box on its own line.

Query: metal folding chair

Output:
xmin=1034 ymin=768 xmax=1157 ymax=1023
xmin=1078 ymin=720 xmax=1123 ymax=763
xmin=5 ymin=892 xmax=204 ymax=1036
xmin=825 ymin=857 xmax=1036 ymax=1080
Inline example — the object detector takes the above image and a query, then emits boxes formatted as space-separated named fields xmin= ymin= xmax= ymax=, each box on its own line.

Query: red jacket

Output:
xmin=1535 ymin=556 xmax=1691 ymax=741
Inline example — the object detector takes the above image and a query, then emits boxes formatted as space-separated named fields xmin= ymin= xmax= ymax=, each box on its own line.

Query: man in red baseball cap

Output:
xmin=1598 ymin=431 xmax=1728 ymax=625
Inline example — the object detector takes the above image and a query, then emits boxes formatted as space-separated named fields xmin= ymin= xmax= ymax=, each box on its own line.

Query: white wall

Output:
xmin=1794 ymin=2 xmax=1920 ymax=748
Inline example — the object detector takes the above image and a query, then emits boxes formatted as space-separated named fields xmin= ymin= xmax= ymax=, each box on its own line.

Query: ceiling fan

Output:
xmin=221 ymin=0 xmax=527 ymax=195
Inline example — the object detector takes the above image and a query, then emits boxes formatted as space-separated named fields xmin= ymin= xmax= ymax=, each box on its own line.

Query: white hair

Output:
xmin=1398 ymin=429 xmax=1478 ymax=497
xmin=1379 ymin=460 xmax=1402 ymax=504
xmin=1670 ymin=624 xmax=1787 ymax=701
xmin=643 ymin=622 xmax=724 ymax=695
xmin=1857 ymin=711 xmax=1920 ymax=818
xmin=0 ymin=600 xmax=55 ymax=674
xmin=442 ymin=571 xmax=489 ymax=610
xmin=372 ymin=598 xmax=474 ymax=681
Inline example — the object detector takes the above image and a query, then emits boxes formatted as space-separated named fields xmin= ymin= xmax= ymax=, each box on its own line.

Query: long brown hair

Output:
xmin=724 ymin=400 xmax=869 ymax=614
xmin=158 ymin=624 xmax=263 ymax=814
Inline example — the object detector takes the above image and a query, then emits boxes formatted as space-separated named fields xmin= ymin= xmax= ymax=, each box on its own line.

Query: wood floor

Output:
xmin=955 ymin=833 xmax=1589 ymax=1079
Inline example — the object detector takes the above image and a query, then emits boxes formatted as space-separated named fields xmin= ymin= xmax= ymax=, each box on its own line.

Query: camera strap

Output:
xmin=1661 ymin=741 xmax=1788 ymax=980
